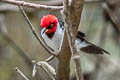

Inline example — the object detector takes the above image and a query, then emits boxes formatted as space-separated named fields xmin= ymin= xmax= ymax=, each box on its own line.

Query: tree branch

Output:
xmin=57 ymin=0 xmax=84 ymax=80
xmin=62 ymin=0 xmax=84 ymax=80
xmin=0 ymin=0 xmax=104 ymax=13
xmin=1 ymin=0 xmax=63 ymax=11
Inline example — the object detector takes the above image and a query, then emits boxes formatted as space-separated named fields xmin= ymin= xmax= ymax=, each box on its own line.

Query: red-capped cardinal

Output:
xmin=40 ymin=14 xmax=110 ymax=55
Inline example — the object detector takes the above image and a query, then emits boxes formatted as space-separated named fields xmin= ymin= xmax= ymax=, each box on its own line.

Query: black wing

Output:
xmin=80 ymin=42 xmax=110 ymax=55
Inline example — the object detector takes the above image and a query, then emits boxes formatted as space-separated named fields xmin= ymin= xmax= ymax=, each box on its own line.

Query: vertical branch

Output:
xmin=57 ymin=33 xmax=72 ymax=80
xmin=57 ymin=0 xmax=84 ymax=80
xmin=63 ymin=0 xmax=84 ymax=80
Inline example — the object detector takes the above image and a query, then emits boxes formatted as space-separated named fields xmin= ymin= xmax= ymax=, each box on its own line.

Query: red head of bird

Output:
xmin=40 ymin=15 xmax=58 ymax=35
xmin=40 ymin=14 xmax=65 ymax=51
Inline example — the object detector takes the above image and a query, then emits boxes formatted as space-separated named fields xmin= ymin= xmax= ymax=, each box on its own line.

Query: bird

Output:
xmin=40 ymin=14 xmax=65 ymax=51
xmin=40 ymin=14 xmax=110 ymax=55
xmin=76 ymin=31 xmax=110 ymax=55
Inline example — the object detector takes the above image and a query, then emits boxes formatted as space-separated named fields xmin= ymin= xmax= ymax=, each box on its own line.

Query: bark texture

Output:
xmin=57 ymin=0 xmax=84 ymax=80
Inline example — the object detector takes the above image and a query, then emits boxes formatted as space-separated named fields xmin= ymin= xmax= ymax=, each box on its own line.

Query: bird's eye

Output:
xmin=50 ymin=23 xmax=54 ymax=28
xmin=47 ymin=23 xmax=54 ymax=29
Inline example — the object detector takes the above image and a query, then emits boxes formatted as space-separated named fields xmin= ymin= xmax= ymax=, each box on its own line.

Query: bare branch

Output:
xmin=0 ymin=0 xmax=104 ymax=13
xmin=15 ymin=67 xmax=29 ymax=80
xmin=1 ymin=0 xmax=63 ymax=11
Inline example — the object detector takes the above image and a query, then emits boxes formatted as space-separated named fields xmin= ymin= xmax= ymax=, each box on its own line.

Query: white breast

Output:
xmin=41 ymin=23 xmax=65 ymax=52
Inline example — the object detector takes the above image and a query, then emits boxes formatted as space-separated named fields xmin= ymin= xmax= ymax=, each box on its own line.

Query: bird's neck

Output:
xmin=46 ymin=32 xmax=55 ymax=38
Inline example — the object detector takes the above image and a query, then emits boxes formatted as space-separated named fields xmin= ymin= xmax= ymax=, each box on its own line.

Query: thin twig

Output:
xmin=44 ymin=55 xmax=55 ymax=62
xmin=18 ymin=6 xmax=58 ymax=57
xmin=32 ymin=61 xmax=37 ymax=77
xmin=1 ymin=0 xmax=63 ymax=11
xmin=15 ymin=67 xmax=29 ymax=80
